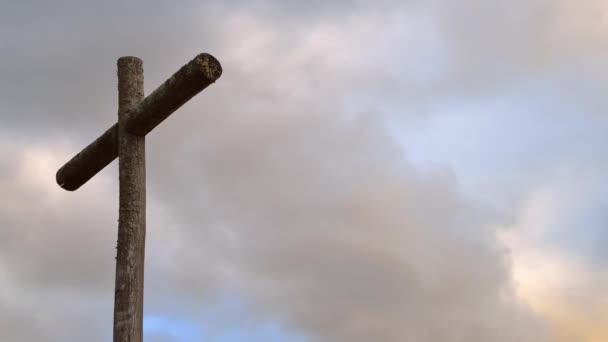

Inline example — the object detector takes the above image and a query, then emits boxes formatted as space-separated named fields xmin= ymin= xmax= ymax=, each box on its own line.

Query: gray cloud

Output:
xmin=155 ymin=111 xmax=548 ymax=341
xmin=3 ymin=0 xmax=607 ymax=341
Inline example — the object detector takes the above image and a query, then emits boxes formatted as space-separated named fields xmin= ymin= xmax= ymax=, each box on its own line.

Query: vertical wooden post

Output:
xmin=114 ymin=57 xmax=146 ymax=342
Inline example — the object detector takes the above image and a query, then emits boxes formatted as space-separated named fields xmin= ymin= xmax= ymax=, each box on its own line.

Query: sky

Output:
xmin=1 ymin=0 xmax=607 ymax=341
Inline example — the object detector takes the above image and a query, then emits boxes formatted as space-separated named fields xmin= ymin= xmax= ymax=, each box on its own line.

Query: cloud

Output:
xmin=154 ymin=110 xmax=548 ymax=341
xmin=1 ymin=0 xmax=607 ymax=341
xmin=499 ymin=168 xmax=608 ymax=341
xmin=0 ymin=140 xmax=115 ymax=341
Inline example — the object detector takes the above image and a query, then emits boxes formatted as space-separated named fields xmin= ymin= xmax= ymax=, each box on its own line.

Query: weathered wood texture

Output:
xmin=126 ymin=53 xmax=222 ymax=135
xmin=56 ymin=53 xmax=222 ymax=191
xmin=113 ymin=57 xmax=146 ymax=342
xmin=56 ymin=123 xmax=119 ymax=190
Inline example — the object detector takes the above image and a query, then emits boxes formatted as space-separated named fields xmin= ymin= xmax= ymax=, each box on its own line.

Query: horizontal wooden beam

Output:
xmin=56 ymin=53 xmax=222 ymax=191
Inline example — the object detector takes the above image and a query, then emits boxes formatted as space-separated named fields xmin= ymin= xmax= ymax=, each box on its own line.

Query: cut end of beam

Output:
xmin=56 ymin=168 xmax=75 ymax=191
xmin=194 ymin=53 xmax=223 ymax=81
xmin=118 ymin=56 xmax=143 ymax=67
xmin=55 ymin=124 xmax=120 ymax=191
xmin=125 ymin=52 xmax=223 ymax=136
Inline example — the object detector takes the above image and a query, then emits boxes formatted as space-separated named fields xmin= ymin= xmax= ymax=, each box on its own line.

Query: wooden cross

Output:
xmin=55 ymin=53 xmax=222 ymax=341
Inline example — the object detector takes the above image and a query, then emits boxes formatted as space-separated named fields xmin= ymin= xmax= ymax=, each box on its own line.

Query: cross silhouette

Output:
xmin=55 ymin=53 xmax=222 ymax=341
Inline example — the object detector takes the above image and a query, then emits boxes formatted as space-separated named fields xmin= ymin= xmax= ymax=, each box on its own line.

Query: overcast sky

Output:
xmin=1 ymin=0 xmax=607 ymax=341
